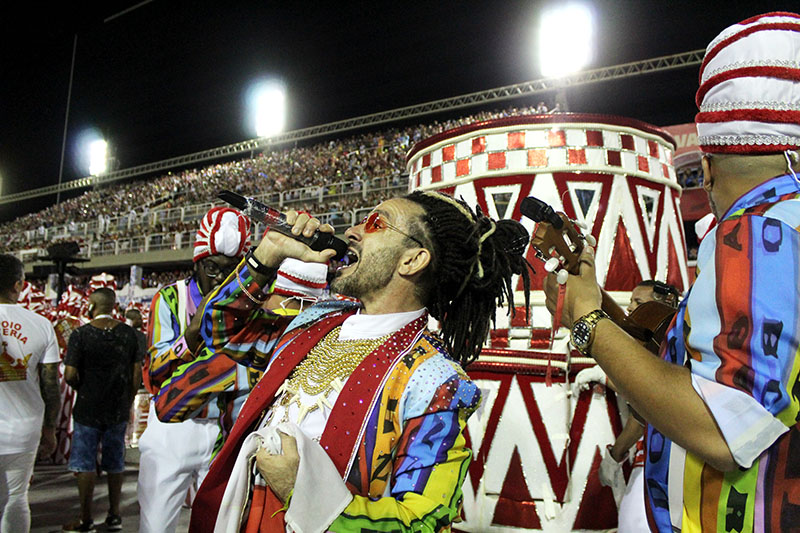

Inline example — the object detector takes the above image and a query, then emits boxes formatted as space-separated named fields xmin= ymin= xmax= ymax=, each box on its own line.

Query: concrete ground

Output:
xmin=30 ymin=447 xmax=191 ymax=533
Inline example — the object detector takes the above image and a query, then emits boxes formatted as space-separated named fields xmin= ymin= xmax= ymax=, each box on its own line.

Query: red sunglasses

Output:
xmin=360 ymin=212 xmax=424 ymax=247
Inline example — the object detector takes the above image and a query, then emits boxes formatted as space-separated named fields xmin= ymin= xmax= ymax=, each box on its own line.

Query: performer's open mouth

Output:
xmin=330 ymin=248 xmax=359 ymax=275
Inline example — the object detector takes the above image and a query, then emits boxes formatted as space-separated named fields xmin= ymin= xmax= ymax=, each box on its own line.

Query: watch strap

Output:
xmin=245 ymin=250 xmax=276 ymax=276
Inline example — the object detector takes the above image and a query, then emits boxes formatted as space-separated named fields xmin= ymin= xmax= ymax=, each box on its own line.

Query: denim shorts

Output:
xmin=68 ymin=421 xmax=127 ymax=474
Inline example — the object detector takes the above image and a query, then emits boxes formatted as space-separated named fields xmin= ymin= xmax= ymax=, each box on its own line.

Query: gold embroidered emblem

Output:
xmin=0 ymin=341 xmax=31 ymax=382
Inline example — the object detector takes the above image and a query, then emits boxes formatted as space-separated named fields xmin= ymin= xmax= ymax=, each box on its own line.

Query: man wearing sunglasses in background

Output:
xmin=138 ymin=206 xmax=250 ymax=533
xmin=188 ymin=190 xmax=532 ymax=532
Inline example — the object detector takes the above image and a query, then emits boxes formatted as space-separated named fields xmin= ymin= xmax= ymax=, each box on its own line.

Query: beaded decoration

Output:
xmin=276 ymin=326 xmax=390 ymax=424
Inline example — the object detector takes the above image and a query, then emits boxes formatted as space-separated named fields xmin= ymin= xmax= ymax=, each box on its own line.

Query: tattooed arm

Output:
xmin=38 ymin=362 xmax=61 ymax=457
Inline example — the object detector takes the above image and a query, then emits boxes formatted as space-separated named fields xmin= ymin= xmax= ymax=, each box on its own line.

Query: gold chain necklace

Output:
xmin=277 ymin=326 xmax=390 ymax=424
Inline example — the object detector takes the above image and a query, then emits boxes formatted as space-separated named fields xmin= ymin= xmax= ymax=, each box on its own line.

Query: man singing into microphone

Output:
xmin=189 ymin=191 xmax=532 ymax=532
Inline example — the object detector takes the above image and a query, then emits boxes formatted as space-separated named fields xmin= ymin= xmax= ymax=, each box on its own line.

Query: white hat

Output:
xmin=696 ymin=11 xmax=800 ymax=154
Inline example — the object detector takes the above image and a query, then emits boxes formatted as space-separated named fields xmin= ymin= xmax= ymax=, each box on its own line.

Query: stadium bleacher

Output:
xmin=2 ymin=103 xmax=700 ymax=288
xmin=1 ymin=107 xmax=534 ymax=265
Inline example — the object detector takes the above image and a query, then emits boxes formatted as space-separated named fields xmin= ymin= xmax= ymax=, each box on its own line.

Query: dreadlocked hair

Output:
xmin=405 ymin=190 xmax=533 ymax=368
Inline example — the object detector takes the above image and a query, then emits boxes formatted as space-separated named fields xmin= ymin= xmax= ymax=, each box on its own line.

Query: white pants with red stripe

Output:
xmin=137 ymin=402 xmax=219 ymax=533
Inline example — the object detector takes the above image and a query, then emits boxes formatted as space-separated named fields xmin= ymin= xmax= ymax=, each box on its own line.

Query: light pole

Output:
xmin=56 ymin=35 xmax=78 ymax=204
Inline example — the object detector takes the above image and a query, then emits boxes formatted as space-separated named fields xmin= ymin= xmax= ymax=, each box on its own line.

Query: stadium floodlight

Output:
xmin=88 ymin=139 xmax=108 ymax=176
xmin=538 ymin=3 xmax=594 ymax=78
xmin=250 ymin=80 xmax=286 ymax=138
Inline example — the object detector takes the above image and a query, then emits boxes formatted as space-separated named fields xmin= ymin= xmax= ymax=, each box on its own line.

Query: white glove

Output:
xmin=598 ymin=445 xmax=626 ymax=508
xmin=572 ymin=365 xmax=607 ymax=395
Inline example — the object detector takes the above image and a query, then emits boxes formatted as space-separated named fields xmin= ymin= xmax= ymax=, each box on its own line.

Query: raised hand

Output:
xmin=254 ymin=210 xmax=338 ymax=268
xmin=543 ymin=245 xmax=603 ymax=328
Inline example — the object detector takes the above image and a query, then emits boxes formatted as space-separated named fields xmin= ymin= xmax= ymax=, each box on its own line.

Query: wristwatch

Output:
xmin=570 ymin=309 xmax=610 ymax=356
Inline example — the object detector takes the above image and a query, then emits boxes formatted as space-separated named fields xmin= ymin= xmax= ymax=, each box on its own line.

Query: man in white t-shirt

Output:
xmin=0 ymin=254 xmax=60 ymax=533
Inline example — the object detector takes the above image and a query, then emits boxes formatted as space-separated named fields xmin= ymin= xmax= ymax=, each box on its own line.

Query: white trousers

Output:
xmin=0 ymin=450 xmax=36 ymax=533
xmin=137 ymin=402 xmax=219 ymax=533
xmin=617 ymin=466 xmax=648 ymax=533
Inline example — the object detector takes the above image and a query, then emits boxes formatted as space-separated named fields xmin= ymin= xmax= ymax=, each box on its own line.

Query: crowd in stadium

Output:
xmin=3 ymin=101 xmax=713 ymax=265
xmin=0 ymin=102 xmax=705 ymax=293
xmin=1 ymin=106 xmax=530 ymax=253
xmin=1 ymin=96 xmax=707 ymax=325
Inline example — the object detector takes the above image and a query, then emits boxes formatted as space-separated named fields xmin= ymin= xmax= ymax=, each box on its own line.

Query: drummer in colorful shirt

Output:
xmin=138 ymin=206 xmax=250 ymax=533
xmin=152 ymin=258 xmax=328 ymax=453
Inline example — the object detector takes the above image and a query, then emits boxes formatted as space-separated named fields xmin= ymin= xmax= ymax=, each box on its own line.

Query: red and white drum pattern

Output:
xmin=407 ymin=114 xmax=686 ymax=531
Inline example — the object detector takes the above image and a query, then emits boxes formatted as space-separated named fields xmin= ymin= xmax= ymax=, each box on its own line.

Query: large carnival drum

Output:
xmin=406 ymin=114 xmax=688 ymax=532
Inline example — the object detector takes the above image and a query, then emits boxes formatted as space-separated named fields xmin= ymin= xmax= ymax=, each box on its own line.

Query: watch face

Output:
xmin=572 ymin=321 xmax=591 ymax=348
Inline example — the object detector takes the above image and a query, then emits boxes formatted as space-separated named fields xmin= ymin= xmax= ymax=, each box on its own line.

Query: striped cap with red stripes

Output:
xmin=193 ymin=206 xmax=251 ymax=262
xmin=696 ymin=11 xmax=800 ymax=154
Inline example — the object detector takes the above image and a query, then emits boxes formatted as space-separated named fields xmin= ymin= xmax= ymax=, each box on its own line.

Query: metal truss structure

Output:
xmin=1 ymin=49 xmax=704 ymax=206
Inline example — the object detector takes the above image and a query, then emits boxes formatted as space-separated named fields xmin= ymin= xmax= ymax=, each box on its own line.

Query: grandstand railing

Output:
xmin=10 ymin=178 xmax=407 ymax=263
xmin=15 ymin=176 xmax=406 ymax=244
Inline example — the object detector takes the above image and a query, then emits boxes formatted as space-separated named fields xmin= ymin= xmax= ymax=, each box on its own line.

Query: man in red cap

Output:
xmin=137 ymin=206 xmax=250 ymax=533
xmin=544 ymin=12 xmax=800 ymax=532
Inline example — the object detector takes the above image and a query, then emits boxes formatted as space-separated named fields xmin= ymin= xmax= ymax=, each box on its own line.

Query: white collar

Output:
xmin=339 ymin=308 xmax=426 ymax=340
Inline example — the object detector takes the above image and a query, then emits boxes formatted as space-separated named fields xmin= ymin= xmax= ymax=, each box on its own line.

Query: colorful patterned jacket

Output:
xmin=146 ymin=276 xmax=243 ymax=422
xmin=644 ymin=173 xmax=800 ymax=532
xmin=189 ymin=261 xmax=481 ymax=532
xmin=145 ymin=277 xmax=203 ymax=395
xmin=152 ymin=277 xmax=295 ymax=449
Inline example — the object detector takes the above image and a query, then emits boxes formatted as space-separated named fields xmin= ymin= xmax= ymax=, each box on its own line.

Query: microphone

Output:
xmin=218 ymin=190 xmax=349 ymax=260
xmin=519 ymin=196 xmax=563 ymax=229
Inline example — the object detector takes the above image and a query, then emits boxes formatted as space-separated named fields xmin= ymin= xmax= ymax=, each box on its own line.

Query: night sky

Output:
xmin=1 ymin=1 xmax=795 ymax=222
